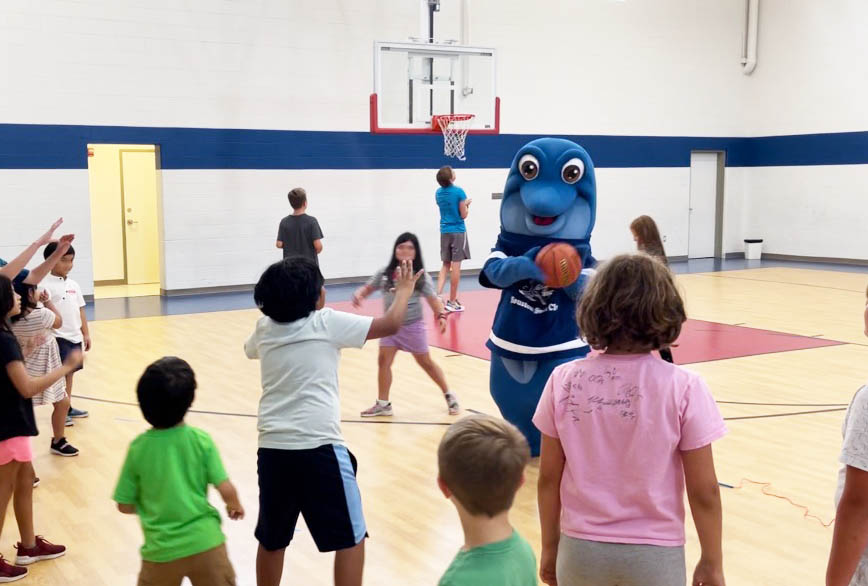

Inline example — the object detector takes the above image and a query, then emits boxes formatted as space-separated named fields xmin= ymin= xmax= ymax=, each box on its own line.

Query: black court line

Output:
xmin=699 ymin=273 xmax=865 ymax=294
xmin=724 ymin=408 xmax=846 ymax=421
xmin=75 ymin=396 xmax=848 ymax=424
xmin=718 ymin=400 xmax=848 ymax=407
xmin=74 ymin=394 xmax=454 ymax=426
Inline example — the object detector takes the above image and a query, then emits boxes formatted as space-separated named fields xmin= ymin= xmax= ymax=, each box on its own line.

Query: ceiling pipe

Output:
xmin=742 ymin=0 xmax=759 ymax=75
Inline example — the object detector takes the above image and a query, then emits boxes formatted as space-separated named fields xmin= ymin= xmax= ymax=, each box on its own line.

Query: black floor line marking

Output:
xmin=444 ymin=354 xmax=462 ymax=358
xmin=725 ymin=408 xmax=846 ymax=421
xmin=700 ymin=273 xmax=865 ymax=294
xmin=718 ymin=400 xmax=848 ymax=407
xmin=75 ymin=398 xmax=846 ymax=424
xmin=75 ymin=394 xmax=458 ymax=426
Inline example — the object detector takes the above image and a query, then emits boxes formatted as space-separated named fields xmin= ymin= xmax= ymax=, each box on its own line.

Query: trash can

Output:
xmin=744 ymin=239 xmax=763 ymax=260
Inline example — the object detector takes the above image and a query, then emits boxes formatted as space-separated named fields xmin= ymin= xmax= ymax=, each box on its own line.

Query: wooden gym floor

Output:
xmin=3 ymin=265 xmax=867 ymax=585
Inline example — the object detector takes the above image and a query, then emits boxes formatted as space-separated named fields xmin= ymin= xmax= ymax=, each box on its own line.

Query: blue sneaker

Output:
xmin=68 ymin=406 xmax=88 ymax=419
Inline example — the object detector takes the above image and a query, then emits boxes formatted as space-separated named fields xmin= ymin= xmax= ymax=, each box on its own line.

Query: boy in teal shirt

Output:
xmin=437 ymin=414 xmax=537 ymax=586
xmin=113 ymin=357 xmax=244 ymax=585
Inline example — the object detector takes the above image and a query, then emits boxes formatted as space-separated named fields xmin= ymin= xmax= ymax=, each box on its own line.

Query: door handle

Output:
xmin=127 ymin=219 xmax=138 ymax=225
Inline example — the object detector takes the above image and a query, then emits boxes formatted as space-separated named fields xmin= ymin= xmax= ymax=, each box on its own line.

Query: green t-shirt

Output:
xmin=439 ymin=530 xmax=537 ymax=586
xmin=113 ymin=424 xmax=229 ymax=562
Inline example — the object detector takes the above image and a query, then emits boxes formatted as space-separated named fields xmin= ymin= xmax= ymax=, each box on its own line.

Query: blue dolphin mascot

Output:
xmin=480 ymin=138 xmax=597 ymax=456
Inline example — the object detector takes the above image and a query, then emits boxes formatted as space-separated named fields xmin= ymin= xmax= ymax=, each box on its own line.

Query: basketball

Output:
xmin=535 ymin=243 xmax=582 ymax=288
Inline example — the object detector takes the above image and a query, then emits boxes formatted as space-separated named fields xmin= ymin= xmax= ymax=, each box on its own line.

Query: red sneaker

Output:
xmin=0 ymin=555 xmax=27 ymax=582
xmin=14 ymin=536 xmax=66 ymax=565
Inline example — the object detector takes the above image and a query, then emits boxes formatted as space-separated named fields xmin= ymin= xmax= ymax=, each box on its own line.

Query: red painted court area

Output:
xmin=331 ymin=288 xmax=843 ymax=364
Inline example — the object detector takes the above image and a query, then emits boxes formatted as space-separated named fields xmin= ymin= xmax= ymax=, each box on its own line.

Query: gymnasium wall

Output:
xmin=0 ymin=1 xmax=864 ymax=294
xmin=738 ymin=0 xmax=868 ymax=260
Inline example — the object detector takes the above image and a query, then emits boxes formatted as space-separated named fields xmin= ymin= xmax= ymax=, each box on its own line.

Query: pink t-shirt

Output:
xmin=532 ymin=352 xmax=727 ymax=547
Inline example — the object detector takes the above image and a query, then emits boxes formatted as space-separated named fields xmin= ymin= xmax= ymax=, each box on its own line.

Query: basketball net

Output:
xmin=434 ymin=114 xmax=475 ymax=161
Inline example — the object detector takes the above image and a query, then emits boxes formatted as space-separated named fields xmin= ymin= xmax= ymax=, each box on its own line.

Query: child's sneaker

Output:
xmin=0 ymin=555 xmax=27 ymax=582
xmin=445 ymin=300 xmax=465 ymax=313
xmin=32 ymin=477 xmax=40 ymax=488
xmin=49 ymin=438 xmax=79 ymax=457
xmin=68 ymin=406 xmax=88 ymax=418
xmin=445 ymin=392 xmax=461 ymax=415
xmin=64 ymin=416 xmax=73 ymax=427
xmin=360 ymin=401 xmax=393 ymax=417
xmin=14 ymin=536 xmax=66 ymax=565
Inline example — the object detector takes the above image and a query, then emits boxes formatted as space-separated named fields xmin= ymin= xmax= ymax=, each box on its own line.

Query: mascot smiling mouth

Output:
xmin=532 ymin=215 xmax=557 ymax=226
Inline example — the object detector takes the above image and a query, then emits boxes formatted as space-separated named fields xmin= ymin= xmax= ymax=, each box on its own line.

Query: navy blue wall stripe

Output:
xmin=1 ymin=123 xmax=866 ymax=170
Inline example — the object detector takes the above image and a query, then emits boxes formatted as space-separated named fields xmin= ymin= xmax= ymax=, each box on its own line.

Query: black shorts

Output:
xmin=440 ymin=232 xmax=470 ymax=263
xmin=255 ymin=445 xmax=367 ymax=552
xmin=56 ymin=338 xmax=83 ymax=372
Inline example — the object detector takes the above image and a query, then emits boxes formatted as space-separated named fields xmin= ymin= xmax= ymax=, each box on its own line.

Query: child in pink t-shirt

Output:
xmin=533 ymin=253 xmax=727 ymax=586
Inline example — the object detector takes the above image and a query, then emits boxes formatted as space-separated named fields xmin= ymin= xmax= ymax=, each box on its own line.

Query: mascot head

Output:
xmin=500 ymin=138 xmax=596 ymax=240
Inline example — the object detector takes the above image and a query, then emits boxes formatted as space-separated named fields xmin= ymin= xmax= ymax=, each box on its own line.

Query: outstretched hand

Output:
xmin=393 ymin=260 xmax=423 ymax=295
xmin=37 ymin=218 xmax=64 ymax=246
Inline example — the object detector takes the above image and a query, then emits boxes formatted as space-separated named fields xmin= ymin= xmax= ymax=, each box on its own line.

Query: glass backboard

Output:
xmin=370 ymin=41 xmax=499 ymax=134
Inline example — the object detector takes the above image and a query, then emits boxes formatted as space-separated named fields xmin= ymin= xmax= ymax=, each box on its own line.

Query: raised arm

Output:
xmin=366 ymin=260 xmax=421 ymax=340
xmin=24 ymin=234 xmax=74 ymax=285
xmin=0 ymin=218 xmax=64 ymax=280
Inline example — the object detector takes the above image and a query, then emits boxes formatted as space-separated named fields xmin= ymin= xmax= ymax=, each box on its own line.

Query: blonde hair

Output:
xmin=577 ymin=253 xmax=686 ymax=351
xmin=438 ymin=415 xmax=530 ymax=517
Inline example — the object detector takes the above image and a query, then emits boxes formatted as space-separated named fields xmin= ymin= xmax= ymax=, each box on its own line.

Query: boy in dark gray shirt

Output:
xmin=276 ymin=188 xmax=323 ymax=264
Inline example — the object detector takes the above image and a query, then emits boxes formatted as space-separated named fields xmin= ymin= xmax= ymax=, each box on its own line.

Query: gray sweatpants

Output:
xmin=557 ymin=534 xmax=686 ymax=586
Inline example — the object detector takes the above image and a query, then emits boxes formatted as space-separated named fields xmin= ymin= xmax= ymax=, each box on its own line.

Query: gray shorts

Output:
xmin=440 ymin=232 xmax=470 ymax=263
xmin=557 ymin=535 xmax=685 ymax=586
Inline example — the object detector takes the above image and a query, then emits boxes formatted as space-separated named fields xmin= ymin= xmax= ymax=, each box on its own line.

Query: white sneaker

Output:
xmin=445 ymin=300 xmax=465 ymax=313
xmin=360 ymin=402 xmax=393 ymax=417
xmin=445 ymin=392 xmax=460 ymax=415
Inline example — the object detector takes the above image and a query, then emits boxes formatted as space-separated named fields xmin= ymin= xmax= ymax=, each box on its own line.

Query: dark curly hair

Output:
xmin=577 ymin=253 xmax=685 ymax=351
xmin=254 ymin=257 xmax=324 ymax=323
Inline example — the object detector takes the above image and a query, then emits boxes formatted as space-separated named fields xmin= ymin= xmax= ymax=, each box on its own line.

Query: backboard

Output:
xmin=370 ymin=41 xmax=499 ymax=134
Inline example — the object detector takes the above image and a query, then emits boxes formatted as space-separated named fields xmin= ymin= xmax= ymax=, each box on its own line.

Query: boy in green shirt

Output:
xmin=437 ymin=414 xmax=537 ymax=586
xmin=113 ymin=357 xmax=244 ymax=586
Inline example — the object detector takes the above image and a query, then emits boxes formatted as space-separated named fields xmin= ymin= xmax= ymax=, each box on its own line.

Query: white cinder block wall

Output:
xmin=0 ymin=0 xmax=866 ymax=294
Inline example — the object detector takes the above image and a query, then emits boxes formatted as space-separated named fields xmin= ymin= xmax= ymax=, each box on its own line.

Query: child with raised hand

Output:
xmin=437 ymin=414 xmax=537 ymax=586
xmin=11 ymin=281 xmax=78 ymax=456
xmin=246 ymin=256 xmax=421 ymax=586
xmin=534 ymin=253 xmax=727 ymax=586
xmin=113 ymin=356 xmax=243 ymax=586
xmin=825 ymin=285 xmax=868 ymax=586
xmin=353 ymin=232 xmax=459 ymax=417
xmin=0 ymin=274 xmax=82 ymax=583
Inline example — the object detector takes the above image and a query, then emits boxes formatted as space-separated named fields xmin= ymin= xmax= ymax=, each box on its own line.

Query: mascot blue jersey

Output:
xmin=481 ymin=232 xmax=594 ymax=361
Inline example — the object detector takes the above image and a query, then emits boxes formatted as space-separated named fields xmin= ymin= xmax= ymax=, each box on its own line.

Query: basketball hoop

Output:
xmin=433 ymin=114 xmax=475 ymax=160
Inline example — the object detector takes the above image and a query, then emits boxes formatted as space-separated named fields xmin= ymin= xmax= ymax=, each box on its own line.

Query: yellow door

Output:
xmin=121 ymin=150 xmax=160 ymax=285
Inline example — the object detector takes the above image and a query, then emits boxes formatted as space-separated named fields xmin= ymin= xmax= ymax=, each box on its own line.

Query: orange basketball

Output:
xmin=535 ymin=243 xmax=582 ymax=288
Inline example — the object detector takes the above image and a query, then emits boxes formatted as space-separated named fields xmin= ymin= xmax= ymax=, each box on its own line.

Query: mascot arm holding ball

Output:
xmin=479 ymin=138 xmax=598 ymax=456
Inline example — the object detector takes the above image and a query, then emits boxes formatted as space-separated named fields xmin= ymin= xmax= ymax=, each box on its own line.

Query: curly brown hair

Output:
xmin=577 ymin=253 xmax=685 ymax=351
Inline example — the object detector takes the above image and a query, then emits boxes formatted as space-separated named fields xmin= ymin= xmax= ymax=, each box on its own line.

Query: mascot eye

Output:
xmin=561 ymin=158 xmax=585 ymax=184
xmin=518 ymin=154 xmax=540 ymax=180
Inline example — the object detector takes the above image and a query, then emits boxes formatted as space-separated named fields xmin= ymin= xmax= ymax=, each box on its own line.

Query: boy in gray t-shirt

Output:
xmin=276 ymin=187 xmax=323 ymax=264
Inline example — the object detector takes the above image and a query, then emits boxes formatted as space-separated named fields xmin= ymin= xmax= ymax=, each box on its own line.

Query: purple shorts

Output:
xmin=380 ymin=320 xmax=429 ymax=354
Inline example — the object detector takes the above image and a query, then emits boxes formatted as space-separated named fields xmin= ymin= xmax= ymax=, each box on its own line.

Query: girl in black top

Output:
xmin=0 ymin=275 xmax=82 ymax=580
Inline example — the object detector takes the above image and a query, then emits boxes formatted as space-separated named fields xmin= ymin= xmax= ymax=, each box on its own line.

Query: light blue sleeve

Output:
xmin=457 ymin=187 xmax=467 ymax=202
